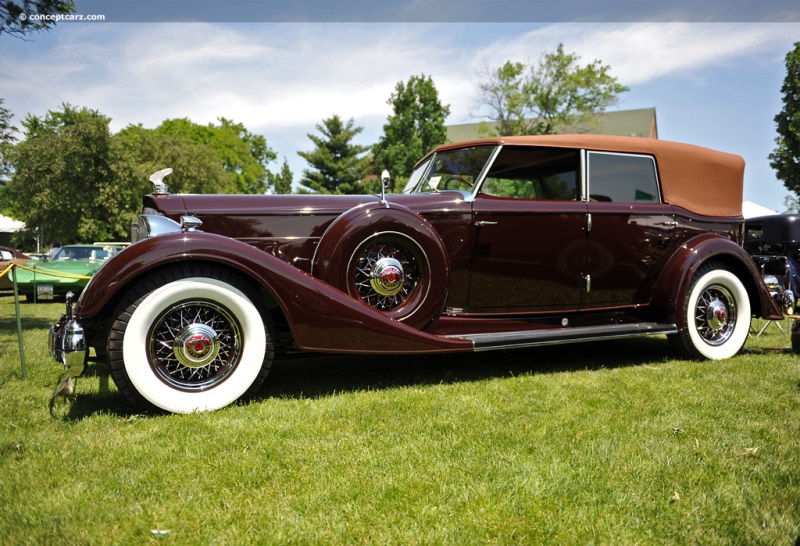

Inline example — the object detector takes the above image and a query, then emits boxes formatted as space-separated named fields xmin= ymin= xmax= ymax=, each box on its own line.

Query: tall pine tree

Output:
xmin=298 ymin=115 xmax=369 ymax=194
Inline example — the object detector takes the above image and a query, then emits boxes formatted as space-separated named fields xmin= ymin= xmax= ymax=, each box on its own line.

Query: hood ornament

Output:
xmin=149 ymin=168 xmax=173 ymax=195
xmin=380 ymin=169 xmax=390 ymax=208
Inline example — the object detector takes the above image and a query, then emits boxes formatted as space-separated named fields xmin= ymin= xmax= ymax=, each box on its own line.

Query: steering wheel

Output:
xmin=441 ymin=176 xmax=474 ymax=190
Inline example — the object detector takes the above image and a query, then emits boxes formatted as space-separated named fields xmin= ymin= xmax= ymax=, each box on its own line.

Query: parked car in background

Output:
xmin=50 ymin=135 xmax=785 ymax=414
xmin=744 ymin=214 xmax=800 ymax=314
xmin=0 ymin=245 xmax=31 ymax=290
xmin=15 ymin=244 xmax=124 ymax=301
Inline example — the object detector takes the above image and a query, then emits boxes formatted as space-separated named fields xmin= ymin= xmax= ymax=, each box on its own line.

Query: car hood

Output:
xmin=143 ymin=192 xmax=470 ymax=218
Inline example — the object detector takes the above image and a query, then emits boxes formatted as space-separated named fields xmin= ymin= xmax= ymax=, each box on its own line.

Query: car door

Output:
xmin=468 ymin=146 xmax=588 ymax=312
xmin=582 ymin=151 xmax=675 ymax=308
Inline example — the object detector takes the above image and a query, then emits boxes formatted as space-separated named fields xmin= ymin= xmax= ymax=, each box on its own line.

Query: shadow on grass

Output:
xmin=56 ymin=362 xmax=145 ymax=420
xmin=258 ymin=336 xmax=676 ymax=401
xmin=0 ymin=316 xmax=59 ymax=331
xmin=58 ymin=336 xmax=677 ymax=420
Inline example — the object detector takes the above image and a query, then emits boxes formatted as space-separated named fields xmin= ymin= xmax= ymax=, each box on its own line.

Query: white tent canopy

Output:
xmin=0 ymin=214 xmax=24 ymax=233
xmin=743 ymin=201 xmax=779 ymax=219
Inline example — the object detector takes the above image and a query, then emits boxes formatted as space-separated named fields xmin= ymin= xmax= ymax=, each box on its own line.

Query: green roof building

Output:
xmin=445 ymin=107 xmax=658 ymax=142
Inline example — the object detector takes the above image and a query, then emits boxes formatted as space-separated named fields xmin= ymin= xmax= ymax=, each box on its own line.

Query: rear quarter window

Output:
xmin=588 ymin=152 xmax=660 ymax=203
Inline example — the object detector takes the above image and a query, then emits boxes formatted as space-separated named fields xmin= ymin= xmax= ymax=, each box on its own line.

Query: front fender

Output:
xmin=77 ymin=232 xmax=471 ymax=354
xmin=652 ymin=234 xmax=782 ymax=328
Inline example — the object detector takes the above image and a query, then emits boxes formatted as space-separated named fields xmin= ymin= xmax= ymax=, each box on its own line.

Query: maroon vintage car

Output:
xmin=49 ymin=135 xmax=785 ymax=413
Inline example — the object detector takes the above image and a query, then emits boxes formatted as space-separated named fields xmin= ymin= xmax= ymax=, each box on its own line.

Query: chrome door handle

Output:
xmin=475 ymin=221 xmax=498 ymax=227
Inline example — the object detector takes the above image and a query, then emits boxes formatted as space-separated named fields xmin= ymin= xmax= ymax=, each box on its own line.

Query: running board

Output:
xmin=447 ymin=323 xmax=678 ymax=352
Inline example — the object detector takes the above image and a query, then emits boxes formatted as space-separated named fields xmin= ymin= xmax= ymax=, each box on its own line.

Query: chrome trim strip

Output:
xmin=580 ymin=149 xmax=588 ymax=202
xmin=446 ymin=322 xmax=678 ymax=351
xmin=466 ymin=145 xmax=503 ymax=203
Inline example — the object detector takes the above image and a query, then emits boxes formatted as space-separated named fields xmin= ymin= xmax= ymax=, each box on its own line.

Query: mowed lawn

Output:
xmin=1 ymin=293 xmax=799 ymax=545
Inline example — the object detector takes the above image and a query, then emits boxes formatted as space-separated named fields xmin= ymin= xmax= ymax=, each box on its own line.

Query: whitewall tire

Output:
xmin=669 ymin=263 xmax=750 ymax=360
xmin=109 ymin=268 xmax=272 ymax=413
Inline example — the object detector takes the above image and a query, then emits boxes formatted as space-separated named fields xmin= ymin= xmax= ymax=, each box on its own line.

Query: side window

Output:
xmin=480 ymin=147 xmax=579 ymax=201
xmin=588 ymin=152 xmax=660 ymax=203
xmin=1 ymin=250 xmax=12 ymax=261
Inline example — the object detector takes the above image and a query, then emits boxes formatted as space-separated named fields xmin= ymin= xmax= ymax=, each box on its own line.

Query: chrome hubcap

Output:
xmin=705 ymin=300 xmax=729 ymax=332
xmin=369 ymin=257 xmax=405 ymax=297
xmin=695 ymin=285 xmax=736 ymax=346
xmin=173 ymin=324 xmax=221 ymax=368
xmin=354 ymin=240 xmax=418 ymax=311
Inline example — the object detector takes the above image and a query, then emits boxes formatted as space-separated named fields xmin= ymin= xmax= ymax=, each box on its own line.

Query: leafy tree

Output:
xmin=298 ymin=115 xmax=369 ymax=194
xmin=112 ymin=124 xmax=234 ymax=230
xmin=783 ymin=194 xmax=799 ymax=214
xmin=373 ymin=74 xmax=450 ymax=190
xmin=1 ymin=104 xmax=119 ymax=244
xmin=1 ymin=0 xmax=75 ymax=37
xmin=154 ymin=117 xmax=275 ymax=194
xmin=2 ymin=105 xmax=281 ymax=244
xmin=268 ymin=158 xmax=293 ymax=194
xmin=0 ymin=98 xmax=17 ymax=182
xmin=475 ymin=43 xmax=628 ymax=136
xmin=770 ymin=42 xmax=800 ymax=198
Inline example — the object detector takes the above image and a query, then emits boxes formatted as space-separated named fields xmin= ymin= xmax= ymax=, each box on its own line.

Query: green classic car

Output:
xmin=15 ymin=244 xmax=124 ymax=301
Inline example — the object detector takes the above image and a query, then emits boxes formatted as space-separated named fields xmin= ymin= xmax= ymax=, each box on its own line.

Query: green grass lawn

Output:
xmin=1 ymin=293 xmax=799 ymax=545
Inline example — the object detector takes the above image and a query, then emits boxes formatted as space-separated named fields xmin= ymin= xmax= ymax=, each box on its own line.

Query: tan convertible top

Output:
xmin=428 ymin=135 xmax=744 ymax=217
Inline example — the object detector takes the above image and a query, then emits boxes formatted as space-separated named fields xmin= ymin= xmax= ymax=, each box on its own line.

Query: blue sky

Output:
xmin=1 ymin=1 xmax=799 ymax=212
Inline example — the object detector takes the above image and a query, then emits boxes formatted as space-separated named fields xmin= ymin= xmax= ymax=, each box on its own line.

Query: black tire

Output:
xmin=791 ymin=320 xmax=800 ymax=354
xmin=668 ymin=261 xmax=751 ymax=360
xmin=108 ymin=265 xmax=273 ymax=413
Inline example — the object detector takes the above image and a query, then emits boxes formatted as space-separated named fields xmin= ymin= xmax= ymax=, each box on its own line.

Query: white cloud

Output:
xmin=3 ymin=22 xmax=798 ymax=133
xmin=60 ymin=23 xmax=471 ymax=132
xmin=473 ymin=23 xmax=800 ymax=85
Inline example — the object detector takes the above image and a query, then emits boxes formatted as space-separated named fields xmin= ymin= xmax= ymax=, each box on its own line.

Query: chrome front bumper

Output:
xmin=48 ymin=293 xmax=87 ymax=378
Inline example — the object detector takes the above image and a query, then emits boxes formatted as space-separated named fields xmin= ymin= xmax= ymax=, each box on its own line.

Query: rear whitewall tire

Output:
xmin=120 ymin=276 xmax=269 ymax=413
xmin=670 ymin=264 xmax=750 ymax=360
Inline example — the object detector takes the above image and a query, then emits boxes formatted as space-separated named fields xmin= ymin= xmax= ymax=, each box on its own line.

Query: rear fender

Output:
xmin=77 ymin=232 xmax=471 ymax=354
xmin=652 ymin=234 xmax=782 ymax=328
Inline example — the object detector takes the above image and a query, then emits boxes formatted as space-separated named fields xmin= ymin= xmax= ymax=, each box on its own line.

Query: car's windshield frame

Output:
xmin=404 ymin=145 xmax=501 ymax=199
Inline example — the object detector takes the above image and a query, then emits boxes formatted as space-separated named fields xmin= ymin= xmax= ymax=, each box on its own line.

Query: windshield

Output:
xmin=407 ymin=146 xmax=496 ymax=193
xmin=52 ymin=246 xmax=118 ymax=261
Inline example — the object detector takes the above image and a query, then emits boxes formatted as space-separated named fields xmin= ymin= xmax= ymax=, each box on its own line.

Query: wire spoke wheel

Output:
xmin=353 ymin=241 xmax=419 ymax=311
xmin=668 ymin=262 xmax=750 ymax=360
xmin=148 ymin=299 xmax=242 ymax=391
xmin=109 ymin=270 xmax=273 ymax=413
xmin=693 ymin=284 xmax=737 ymax=346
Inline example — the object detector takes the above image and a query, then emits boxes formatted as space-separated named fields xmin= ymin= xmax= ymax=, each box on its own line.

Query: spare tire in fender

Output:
xmin=313 ymin=203 xmax=449 ymax=331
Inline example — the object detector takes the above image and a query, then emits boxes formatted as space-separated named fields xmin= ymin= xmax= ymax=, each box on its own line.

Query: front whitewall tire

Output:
xmin=122 ymin=277 xmax=267 ymax=413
